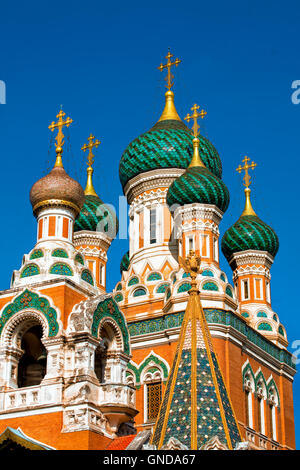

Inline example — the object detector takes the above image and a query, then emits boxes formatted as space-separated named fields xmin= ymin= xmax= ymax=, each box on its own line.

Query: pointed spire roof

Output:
xmin=151 ymin=251 xmax=241 ymax=450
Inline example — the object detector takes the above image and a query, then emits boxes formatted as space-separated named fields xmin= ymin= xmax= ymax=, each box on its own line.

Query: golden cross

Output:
xmin=184 ymin=104 xmax=207 ymax=137
xmin=48 ymin=109 xmax=73 ymax=154
xmin=158 ymin=50 xmax=181 ymax=90
xmin=236 ymin=156 xmax=257 ymax=188
xmin=81 ymin=134 xmax=101 ymax=168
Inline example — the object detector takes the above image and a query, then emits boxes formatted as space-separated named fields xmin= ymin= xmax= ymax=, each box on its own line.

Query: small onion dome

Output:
xmin=30 ymin=166 xmax=85 ymax=216
xmin=119 ymin=91 xmax=222 ymax=191
xmin=221 ymin=189 xmax=279 ymax=261
xmin=166 ymin=138 xmax=229 ymax=213
xmin=120 ymin=250 xmax=130 ymax=274
xmin=74 ymin=194 xmax=118 ymax=238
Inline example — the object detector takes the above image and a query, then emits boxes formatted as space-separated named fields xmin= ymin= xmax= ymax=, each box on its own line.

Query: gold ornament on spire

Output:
xmin=236 ymin=156 xmax=257 ymax=216
xmin=184 ymin=103 xmax=207 ymax=168
xmin=179 ymin=250 xmax=201 ymax=283
xmin=48 ymin=109 xmax=73 ymax=168
xmin=157 ymin=50 xmax=181 ymax=122
xmin=81 ymin=134 xmax=101 ymax=196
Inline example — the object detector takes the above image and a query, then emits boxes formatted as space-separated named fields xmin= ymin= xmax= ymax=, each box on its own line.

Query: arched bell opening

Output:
xmin=95 ymin=321 xmax=123 ymax=384
xmin=17 ymin=324 xmax=47 ymax=388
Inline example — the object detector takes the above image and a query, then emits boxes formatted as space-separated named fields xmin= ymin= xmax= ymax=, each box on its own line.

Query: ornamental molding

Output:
xmin=229 ymin=250 xmax=274 ymax=270
xmin=174 ymin=203 xmax=223 ymax=225
xmin=176 ymin=220 xmax=220 ymax=238
xmin=233 ymin=265 xmax=271 ymax=281
xmin=74 ymin=231 xmax=112 ymax=251
xmin=201 ymin=435 xmax=228 ymax=450
xmin=130 ymin=188 xmax=168 ymax=213
xmin=124 ymin=169 xmax=185 ymax=203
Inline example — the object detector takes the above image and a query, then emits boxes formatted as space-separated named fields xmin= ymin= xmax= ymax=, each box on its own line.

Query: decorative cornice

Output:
xmin=174 ymin=203 xmax=223 ymax=225
xmin=124 ymin=169 xmax=185 ymax=204
xmin=228 ymin=250 xmax=274 ymax=270
xmin=73 ymin=230 xmax=112 ymax=250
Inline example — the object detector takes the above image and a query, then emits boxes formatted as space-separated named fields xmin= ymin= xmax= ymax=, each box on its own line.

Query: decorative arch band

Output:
xmin=91 ymin=296 xmax=130 ymax=356
xmin=0 ymin=289 xmax=59 ymax=337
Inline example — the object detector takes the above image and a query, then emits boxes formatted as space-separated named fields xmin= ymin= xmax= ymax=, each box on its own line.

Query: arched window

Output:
xmin=243 ymin=365 xmax=255 ymax=429
xmin=17 ymin=325 xmax=47 ymax=388
xmin=143 ymin=367 xmax=163 ymax=423
xmin=133 ymin=287 xmax=147 ymax=297
xmin=267 ymin=381 xmax=279 ymax=441
xmin=202 ymin=282 xmax=218 ymax=291
xmin=256 ymin=375 xmax=267 ymax=435
xmin=94 ymin=321 xmax=123 ymax=384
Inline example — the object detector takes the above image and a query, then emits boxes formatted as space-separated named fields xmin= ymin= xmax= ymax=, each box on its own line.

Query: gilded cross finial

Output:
xmin=236 ymin=156 xmax=257 ymax=188
xmin=81 ymin=134 xmax=101 ymax=197
xmin=48 ymin=109 xmax=73 ymax=168
xmin=184 ymin=103 xmax=207 ymax=138
xmin=158 ymin=50 xmax=181 ymax=90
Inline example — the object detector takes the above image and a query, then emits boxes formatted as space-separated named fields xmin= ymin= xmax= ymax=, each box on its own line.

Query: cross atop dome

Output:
xmin=48 ymin=108 xmax=73 ymax=168
xmin=236 ymin=156 xmax=257 ymax=188
xmin=157 ymin=49 xmax=181 ymax=91
xmin=81 ymin=134 xmax=101 ymax=196
xmin=184 ymin=104 xmax=207 ymax=138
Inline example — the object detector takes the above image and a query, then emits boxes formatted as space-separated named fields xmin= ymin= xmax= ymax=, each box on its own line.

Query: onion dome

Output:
xmin=74 ymin=134 xmax=118 ymax=238
xmin=30 ymin=166 xmax=85 ymax=216
xmin=166 ymin=129 xmax=229 ymax=213
xmin=119 ymin=90 xmax=222 ymax=190
xmin=30 ymin=109 xmax=85 ymax=217
xmin=120 ymin=250 xmax=130 ymax=274
xmin=221 ymin=187 xmax=279 ymax=261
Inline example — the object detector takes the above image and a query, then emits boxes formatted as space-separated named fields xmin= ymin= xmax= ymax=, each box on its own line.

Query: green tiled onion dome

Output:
xmin=74 ymin=194 xmax=118 ymax=238
xmin=119 ymin=119 xmax=222 ymax=190
xmin=120 ymin=250 xmax=130 ymax=274
xmin=221 ymin=214 xmax=279 ymax=261
xmin=167 ymin=165 xmax=230 ymax=213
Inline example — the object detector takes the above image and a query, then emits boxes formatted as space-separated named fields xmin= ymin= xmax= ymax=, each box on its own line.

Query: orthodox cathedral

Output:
xmin=0 ymin=51 xmax=296 ymax=451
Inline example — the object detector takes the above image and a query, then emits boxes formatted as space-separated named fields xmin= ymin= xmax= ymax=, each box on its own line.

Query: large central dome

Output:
xmin=119 ymin=92 xmax=222 ymax=191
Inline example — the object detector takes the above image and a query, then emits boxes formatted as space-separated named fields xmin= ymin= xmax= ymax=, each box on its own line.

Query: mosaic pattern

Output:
xmin=147 ymin=272 xmax=162 ymax=281
xmin=133 ymin=287 xmax=147 ymax=297
xmin=202 ymin=282 xmax=218 ymax=291
xmin=225 ymin=286 xmax=233 ymax=298
xmin=119 ymin=120 xmax=222 ymax=189
xmin=220 ymin=273 xmax=226 ymax=282
xmin=52 ymin=248 xmax=68 ymax=258
xmin=29 ymin=249 xmax=44 ymax=260
xmin=156 ymin=283 xmax=170 ymax=294
xmin=167 ymin=166 xmax=229 ymax=213
xmin=257 ymin=322 xmax=272 ymax=331
xmin=81 ymin=269 xmax=94 ymax=286
xmin=202 ymin=269 xmax=214 ymax=277
xmin=178 ymin=282 xmax=191 ymax=293
xmin=114 ymin=293 xmax=123 ymax=303
xmin=0 ymin=289 xmax=59 ymax=337
xmin=128 ymin=276 xmax=139 ymax=286
xmin=257 ymin=311 xmax=267 ymax=318
xmin=221 ymin=214 xmax=279 ymax=261
xmin=49 ymin=263 xmax=73 ymax=276
xmin=278 ymin=325 xmax=284 ymax=336
xmin=127 ymin=309 xmax=295 ymax=370
xmin=120 ymin=250 xmax=130 ymax=274
xmin=91 ymin=296 xmax=130 ymax=355
xmin=75 ymin=253 xmax=84 ymax=265
xmin=20 ymin=264 xmax=40 ymax=278
xmin=74 ymin=194 xmax=118 ymax=238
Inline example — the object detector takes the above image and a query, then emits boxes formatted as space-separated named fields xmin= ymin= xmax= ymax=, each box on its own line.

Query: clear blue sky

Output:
xmin=0 ymin=0 xmax=299 ymax=447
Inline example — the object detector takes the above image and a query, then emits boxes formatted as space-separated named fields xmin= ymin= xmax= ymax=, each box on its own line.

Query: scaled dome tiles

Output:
xmin=119 ymin=119 xmax=222 ymax=190
xmin=221 ymin=214 xmax=279 ymax=261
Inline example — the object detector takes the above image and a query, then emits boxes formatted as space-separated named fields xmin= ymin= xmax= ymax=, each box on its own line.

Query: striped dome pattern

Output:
xmin=119 ymin=120 xmax=222 ymax=189
xmin=221 ymin=215 xmax=279 ymax=261
xmin=167 ymin=166 xmax=230 ymax=213
xmin=120 ymin=250 xmax=130 ymax=274
xmin=74 ymin=194 xmax=118 ymax=238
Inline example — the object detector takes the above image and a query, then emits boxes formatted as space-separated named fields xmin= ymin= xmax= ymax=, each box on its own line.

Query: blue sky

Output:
xmin=0 ymin=0 xmax=299 ymax=447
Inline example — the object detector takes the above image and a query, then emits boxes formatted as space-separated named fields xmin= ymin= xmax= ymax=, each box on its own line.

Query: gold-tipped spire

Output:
xmin=49 ymin=108 xmax=73 ymax=168
xmin=81 ymin=134 xmax=101 ymax=196
xmin=157 ymin=50 xmax=181 ymax=122
xmin=184 ymin=104 xmax=207 ymax=168
xmin=236 ymin=156 xmax=257 ymax=216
